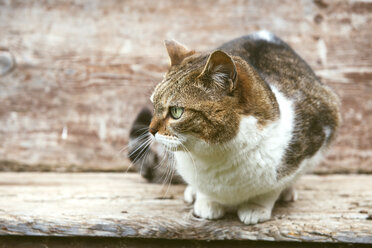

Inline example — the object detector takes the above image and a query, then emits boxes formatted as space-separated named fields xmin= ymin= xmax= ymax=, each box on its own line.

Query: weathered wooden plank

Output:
xmin=0 ymin=236 xmax=369 ymax=248
xmin=0 ymin=0 xmax=371 ymax=173
xmin=0 ymin=173 xmax=371 ymax=243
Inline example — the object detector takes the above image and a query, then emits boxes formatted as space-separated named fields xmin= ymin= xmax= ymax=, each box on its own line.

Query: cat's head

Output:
xmin=149 ymin=40 xmax=277 ymax=151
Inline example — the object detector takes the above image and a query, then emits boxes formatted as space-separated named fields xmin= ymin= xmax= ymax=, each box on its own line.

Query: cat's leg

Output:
xmin=278 ymin=185 xmax=298 ymax=202
xmin=184 ymin=185 xmax=196 ymax=204
xmin=193 ymin=191 xmax=225 ymax=219
xmin=237 ymin=189 xmax=281 ymax=225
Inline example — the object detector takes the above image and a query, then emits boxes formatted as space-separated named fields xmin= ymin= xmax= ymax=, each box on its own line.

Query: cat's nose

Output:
xmin=149 ymin=117 xmax=160 ymax=136
xmin=149 ymin=127 xmax=158 ymax=136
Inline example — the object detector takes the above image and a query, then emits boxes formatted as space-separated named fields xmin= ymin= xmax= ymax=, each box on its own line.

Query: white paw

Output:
xmin=194 ymin=198 xmax=225 ymax=220
xmin=184 ymin=185 xmax=196 ymax=204
xmin=238 ymin=203 xmax=272 ymax=225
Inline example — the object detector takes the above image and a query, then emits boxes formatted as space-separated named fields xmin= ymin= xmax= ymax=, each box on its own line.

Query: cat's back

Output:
xmin=218 ymin=30 xmax=319 ymax=91
xmin=219 ymin=31 xmax=341 ymax=178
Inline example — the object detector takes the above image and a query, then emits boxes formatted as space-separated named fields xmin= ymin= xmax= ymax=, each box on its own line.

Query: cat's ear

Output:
xmin=164 ymin=40 xmax=195 ymax=66
xmin=199 ymin=50 xmax=237 ymax=92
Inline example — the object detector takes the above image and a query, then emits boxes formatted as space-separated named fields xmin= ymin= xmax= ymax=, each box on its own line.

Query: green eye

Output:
xmin=170 ymin=106 xmax=184 ymax=119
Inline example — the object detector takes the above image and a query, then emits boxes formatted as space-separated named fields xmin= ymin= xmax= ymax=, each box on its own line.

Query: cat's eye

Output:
xmin=169 ymin=106 xmax=184 ymax=119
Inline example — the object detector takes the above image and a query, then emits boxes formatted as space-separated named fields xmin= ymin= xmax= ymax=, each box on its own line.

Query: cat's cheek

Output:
xmin=168 ymin=117 xmax=193 ymax=136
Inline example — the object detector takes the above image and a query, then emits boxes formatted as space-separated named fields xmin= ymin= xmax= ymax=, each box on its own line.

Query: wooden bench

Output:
xmin=0 ymin=172 xmax=371 ymax=247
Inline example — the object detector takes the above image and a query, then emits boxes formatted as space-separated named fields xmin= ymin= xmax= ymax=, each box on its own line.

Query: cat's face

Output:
xmin=149 ymin=41 xmax=241 ymax=151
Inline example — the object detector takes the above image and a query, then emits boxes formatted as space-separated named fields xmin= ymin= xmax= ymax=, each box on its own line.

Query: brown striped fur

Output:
xmin=131 ymin=32 xmax=340 ymax=183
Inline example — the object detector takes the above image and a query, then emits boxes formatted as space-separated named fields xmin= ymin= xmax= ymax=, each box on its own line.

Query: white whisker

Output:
xmin=125 ymin=137 xmax=153 ymax=173
xmin=159 ymin=143 xmax=172 ymax=185
xmin=118 ymin=129 xmax=150 ymax=156
xmin=128 ymin=135 xmax=152 ymax=158
xmin=138 ymin=138 xmax=154 ymax=176
xmin=165 ymin=149 xmax=177 ymax=196
xmin=161 ymin=146 xmax=175 ymax=197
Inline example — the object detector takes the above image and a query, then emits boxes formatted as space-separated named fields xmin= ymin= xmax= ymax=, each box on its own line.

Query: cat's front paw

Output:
xmin=184 ymin=185 xmax=196 ymax=204
xmin=237 ymin=203 xmax=272 ymax=225
xmin=193 ymin=197 xmax=225 ymax=220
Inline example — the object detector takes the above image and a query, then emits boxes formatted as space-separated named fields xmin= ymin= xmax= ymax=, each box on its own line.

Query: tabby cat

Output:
xmin=128 ymin=31 xmax=340 ymax=224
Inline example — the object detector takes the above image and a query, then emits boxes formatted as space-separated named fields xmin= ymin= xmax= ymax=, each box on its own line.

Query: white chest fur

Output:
xmin=175 ymin=88 xmax=295 ymax=205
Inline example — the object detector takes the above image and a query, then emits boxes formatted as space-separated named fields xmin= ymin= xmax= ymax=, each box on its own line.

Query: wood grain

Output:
xmin=0 ymin=0 xmax=371 ymax=172
xmin=0 ymin=172 xmax=371 ymax=243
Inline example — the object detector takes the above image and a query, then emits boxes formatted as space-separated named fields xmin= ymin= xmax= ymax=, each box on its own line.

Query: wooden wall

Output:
xmin=0 ymin=0 xmax=371 ymax=173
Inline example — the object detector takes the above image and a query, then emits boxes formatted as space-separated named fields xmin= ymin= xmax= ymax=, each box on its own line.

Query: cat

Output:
xmin=128 ymin=30 xmax=341 ymax=224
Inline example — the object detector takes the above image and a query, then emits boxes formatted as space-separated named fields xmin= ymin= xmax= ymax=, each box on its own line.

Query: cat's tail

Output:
xmin=128 ymin=107 xmax=156 ymax=181
xmin=128 ymin=107 xmax=184 ymax=184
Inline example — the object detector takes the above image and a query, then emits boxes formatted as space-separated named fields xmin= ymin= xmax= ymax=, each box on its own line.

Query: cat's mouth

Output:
xmin=154 ymin=133 xmax=183 ymax=151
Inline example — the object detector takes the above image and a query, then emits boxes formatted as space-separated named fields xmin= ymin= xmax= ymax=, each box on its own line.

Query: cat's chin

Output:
xmin=154 ymin=133 xmax=183 ymax=151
